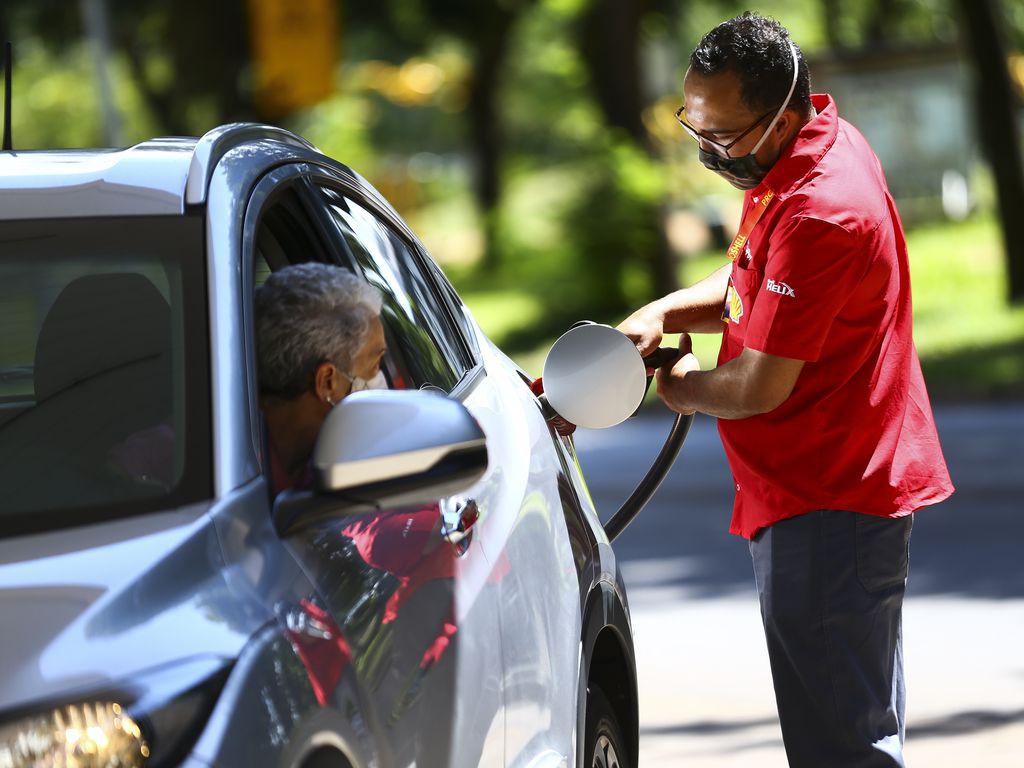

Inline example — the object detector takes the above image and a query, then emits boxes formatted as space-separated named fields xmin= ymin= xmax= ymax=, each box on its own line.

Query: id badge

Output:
xmin=721 ymin=275 xmax=744 ymax=324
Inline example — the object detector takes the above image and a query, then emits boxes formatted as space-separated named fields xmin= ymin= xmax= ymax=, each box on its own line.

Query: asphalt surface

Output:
xmin=574 ymin=404 xmax=1024 ymax=767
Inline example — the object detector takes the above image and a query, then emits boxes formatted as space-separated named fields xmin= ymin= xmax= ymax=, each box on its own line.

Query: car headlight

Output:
xmin=0 ymin=700 xmax=149 ymax=767
xmin=0 ymin=656 xmax=232 ymax=768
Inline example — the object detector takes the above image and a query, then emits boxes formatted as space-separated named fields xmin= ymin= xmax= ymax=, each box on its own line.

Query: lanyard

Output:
xmin=726 ymin=189 xmax=775 ymax=263
xmin=721 ymin=189 xmax=775 ymax=324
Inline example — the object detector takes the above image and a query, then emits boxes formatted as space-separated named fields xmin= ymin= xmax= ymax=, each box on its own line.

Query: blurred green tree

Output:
xmin=2 ymin=0 xmax=253 ymax=136
xmin=812 ymin=0 xmax=1024 ymax=302
xmin=954 ymin=0 xmax=1024 ymax=303
xmin=2 ymin=0 xmax=1021 ymax=311
xmin=575 ymin=0 xmax=677 ymax=307
xmin=348 ymin=0 xmax=537 ymax=272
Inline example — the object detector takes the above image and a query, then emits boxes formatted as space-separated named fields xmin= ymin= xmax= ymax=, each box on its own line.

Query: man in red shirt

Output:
xmin=619 ymin=13 xmax=953 ymax=767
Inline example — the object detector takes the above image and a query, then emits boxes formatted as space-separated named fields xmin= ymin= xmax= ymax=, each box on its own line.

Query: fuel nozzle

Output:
xmin=530 ymin=377 xmax=577 ymax=436
xmin=633 ymin=347 xmax=680 ymax=416
xmin=642 ymin=347 xmax=681 ymax=373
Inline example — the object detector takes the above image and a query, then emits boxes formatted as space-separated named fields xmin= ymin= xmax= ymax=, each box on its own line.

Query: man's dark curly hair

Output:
xmin=689 ymin=12 xmax=811 ymax=116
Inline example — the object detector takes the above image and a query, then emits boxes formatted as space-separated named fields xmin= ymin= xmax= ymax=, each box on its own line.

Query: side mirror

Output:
xmin=274 ymin=389 xmax=488 ymax=535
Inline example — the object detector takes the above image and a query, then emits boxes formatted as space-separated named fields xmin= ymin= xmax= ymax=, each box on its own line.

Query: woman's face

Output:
xmin=350 ymin=316 xmax=387 ymax=383
xmin=316 ymin=315 xmax=388 ymax=406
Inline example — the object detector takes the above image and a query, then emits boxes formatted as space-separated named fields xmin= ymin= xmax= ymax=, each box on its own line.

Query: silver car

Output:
xmin=0 ymin=125 xmax=638 ymax=768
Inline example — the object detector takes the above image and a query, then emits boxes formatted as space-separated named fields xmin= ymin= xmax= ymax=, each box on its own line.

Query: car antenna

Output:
xmin=2 ymin=41 xmax=11 ymax=151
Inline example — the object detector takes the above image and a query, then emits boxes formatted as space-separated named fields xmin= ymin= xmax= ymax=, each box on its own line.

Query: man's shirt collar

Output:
xmin=754 ymin=93 xmax=839 ymax=200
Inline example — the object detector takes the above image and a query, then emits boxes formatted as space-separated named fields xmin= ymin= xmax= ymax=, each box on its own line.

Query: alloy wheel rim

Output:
xmin=591 ymin=733 xmax=620 ymax=768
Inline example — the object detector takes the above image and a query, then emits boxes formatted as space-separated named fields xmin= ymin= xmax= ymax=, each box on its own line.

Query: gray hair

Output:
xmin=255 ymin=263 xmax=383 ymax=399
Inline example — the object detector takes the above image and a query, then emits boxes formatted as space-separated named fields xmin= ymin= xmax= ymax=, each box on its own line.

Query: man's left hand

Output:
xmin=655 ymin=350 xmax=701 ymax=415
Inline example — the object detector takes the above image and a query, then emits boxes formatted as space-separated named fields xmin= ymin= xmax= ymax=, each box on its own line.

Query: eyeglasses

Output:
xmin=674 ymin=105 xmax=777 ymax=158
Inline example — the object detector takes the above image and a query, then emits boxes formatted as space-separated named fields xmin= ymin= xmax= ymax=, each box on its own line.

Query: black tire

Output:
xmin=584 ymin=684 xmax=629 ymax=768
xmin=302 ymin=747 xmax=353 ymax=768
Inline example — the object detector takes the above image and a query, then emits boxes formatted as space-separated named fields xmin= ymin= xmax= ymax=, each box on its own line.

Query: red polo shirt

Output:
xmin=717 ymin=94 xmax=953 ymax=538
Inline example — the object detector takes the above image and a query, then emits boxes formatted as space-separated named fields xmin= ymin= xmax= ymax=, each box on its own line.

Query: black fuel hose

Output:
xmin=602 ymin=342 xmax=694 ymax=543
xmin=539 ymin=330 xmax=694 ymax=542
xmin=603 ymin=411 xmax=693 ymax=542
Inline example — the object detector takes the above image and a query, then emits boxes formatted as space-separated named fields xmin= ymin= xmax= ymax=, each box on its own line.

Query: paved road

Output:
xmin=574 ymin=404 xmax=1024 ymax=767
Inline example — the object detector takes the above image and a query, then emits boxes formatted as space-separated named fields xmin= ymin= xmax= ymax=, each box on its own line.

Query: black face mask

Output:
xmin=698 ymin=148 xmax=770 ymax=190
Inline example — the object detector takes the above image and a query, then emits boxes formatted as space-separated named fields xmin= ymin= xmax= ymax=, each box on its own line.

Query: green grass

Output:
xmin=458 ymin=213 xmax=1024 ymax=401
xmin=907 ymin=215 xmax=1024 ymax=400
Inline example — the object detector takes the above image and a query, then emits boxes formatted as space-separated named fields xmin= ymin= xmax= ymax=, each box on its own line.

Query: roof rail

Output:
xmin=185 ymin=123 xmax=317 ymax=205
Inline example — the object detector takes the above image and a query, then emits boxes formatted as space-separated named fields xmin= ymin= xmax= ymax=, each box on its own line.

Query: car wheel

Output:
xmin=584 ymin=684 xmax=628 ymax=768
xmin=302 ymin=747 xmax=352 ymax=768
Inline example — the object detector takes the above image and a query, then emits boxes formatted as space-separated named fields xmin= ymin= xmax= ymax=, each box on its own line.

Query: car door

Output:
xmin=309 ymin=178 xmax=584 ymax=766
xmin=243 ymin=167 xmax=506 ymax=768
xmin=451 ymin=316 xmax=584 ymax=766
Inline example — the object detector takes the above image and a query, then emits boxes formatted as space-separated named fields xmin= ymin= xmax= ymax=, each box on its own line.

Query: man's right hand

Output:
xmin=617 ymin=304 xmax=665 ymax=357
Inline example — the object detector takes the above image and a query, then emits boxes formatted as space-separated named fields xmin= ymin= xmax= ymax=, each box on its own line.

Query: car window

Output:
xmin=427 ymin=258 xmax=481 ymax=359
xmin=252 ymin=185 xmax=335 ymax=286
xmin=243 ymin=176 xmax=350 ymax=481
xmin=0 ymin=215 xmax=211 ymax=532
xmin=316 ymin=186 xmax=466 ymax=392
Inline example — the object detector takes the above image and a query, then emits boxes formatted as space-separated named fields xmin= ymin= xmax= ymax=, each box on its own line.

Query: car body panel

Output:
xmin=0 ymin=141 xmax=193 ymax=218
xmin=279 ymin=499 xmax=506 ymax=768
xmin=459 ymin=337 xmax=582 ymax=764
xmin=0 ymin=499 xmax=245 ymax=711
xmin=184 ymin=124 xmax=318 ymax=205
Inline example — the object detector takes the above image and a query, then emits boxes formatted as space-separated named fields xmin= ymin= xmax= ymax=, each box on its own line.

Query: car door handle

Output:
xmin=440 ymin=497 xmax=479 ymax=548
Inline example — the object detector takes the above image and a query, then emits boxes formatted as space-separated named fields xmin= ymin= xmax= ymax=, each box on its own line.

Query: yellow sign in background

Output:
xmin=248 ymin=0 xmax=338 ymax=117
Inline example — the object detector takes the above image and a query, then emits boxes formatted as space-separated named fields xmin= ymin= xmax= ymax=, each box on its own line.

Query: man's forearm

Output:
xmin=655 ymin=263 xmax=731 ymax=334
xmin=658 ymin=347 xmax=806 ymax=420
xmin=670 ymin=363 xmax=765 ymax=420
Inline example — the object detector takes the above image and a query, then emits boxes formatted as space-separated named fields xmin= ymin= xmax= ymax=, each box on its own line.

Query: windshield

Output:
xmin=0 ymin=215 xmax=211 ymax=534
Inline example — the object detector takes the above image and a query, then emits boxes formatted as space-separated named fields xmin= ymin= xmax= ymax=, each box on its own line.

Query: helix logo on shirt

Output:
xmin=766 ymin=278 xmax=796 ymax=298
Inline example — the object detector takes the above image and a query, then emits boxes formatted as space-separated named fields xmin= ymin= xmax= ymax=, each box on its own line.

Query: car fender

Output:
xmin=187 ymin=621 xmax=375 ymax=768
xmin=576 ymin=577 xmax=638 ymax=768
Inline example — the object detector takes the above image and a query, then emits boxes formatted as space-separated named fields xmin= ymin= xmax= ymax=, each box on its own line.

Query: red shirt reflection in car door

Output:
xmin=283 ymin=599 xmax=353 ymax=706
xmin=342 ymin=506 xmax=450 ymax=621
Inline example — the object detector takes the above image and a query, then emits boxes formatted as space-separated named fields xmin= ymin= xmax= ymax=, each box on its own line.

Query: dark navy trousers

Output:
xmin=749 ymin=510 xmax=913 ymax=768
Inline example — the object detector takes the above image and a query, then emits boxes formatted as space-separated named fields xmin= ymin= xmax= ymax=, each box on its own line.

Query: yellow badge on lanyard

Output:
xmin=722 ymin=277 xmax=744 ymax=323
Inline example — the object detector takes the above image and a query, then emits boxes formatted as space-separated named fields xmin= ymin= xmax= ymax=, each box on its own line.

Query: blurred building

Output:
xmin=809 ymin=45 xmax=974 ymax=224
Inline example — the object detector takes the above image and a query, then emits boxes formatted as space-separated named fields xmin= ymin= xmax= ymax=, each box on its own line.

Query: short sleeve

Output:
xmin=744 ymin=215 xmax=866 ymax=361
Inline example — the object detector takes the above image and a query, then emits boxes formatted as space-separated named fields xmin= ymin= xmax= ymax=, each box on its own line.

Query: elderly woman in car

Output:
xmin=255 ymin=263 xmax=387 ymax=494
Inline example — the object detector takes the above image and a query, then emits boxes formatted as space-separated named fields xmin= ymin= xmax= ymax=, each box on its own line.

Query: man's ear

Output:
xmin=775 ymin=107 xmax=801 ymax=141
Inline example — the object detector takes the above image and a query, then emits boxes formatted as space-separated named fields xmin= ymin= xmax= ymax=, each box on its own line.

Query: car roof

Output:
xmin=0 ymin=124 xmax=318 ymax=220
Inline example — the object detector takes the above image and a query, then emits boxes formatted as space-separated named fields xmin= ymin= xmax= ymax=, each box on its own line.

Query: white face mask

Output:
xmin=348 ymin=370 xmax=388 ymax=393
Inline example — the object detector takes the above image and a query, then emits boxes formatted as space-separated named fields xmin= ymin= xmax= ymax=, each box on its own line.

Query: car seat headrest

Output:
xmin=34 ymin=273 xmax=172 ymax=403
